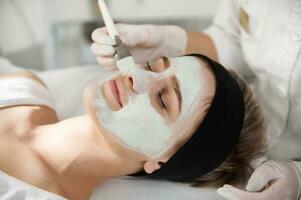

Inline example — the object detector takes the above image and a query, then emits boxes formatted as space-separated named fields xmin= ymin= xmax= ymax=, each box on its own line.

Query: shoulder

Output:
xmin=0 ymin=70 xmax=59 ymax=132
xmin=0 ymin=105 xmax=58 ymax=140
xmin=0 ymin=71 xmax=46 ymax=87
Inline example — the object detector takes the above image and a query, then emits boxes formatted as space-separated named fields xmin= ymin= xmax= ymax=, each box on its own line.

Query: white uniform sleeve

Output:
xmin=0 ymin=77 xmax=55 ymax=110
xmin=204 ymin=0 xmax=250 ymax=77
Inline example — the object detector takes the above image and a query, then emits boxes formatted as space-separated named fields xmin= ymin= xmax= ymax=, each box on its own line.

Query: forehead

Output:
xmin=166 ymin=57 xmax=206 ymax=90
xmin=167 ymin=56 xmax=203 ymax=73
xmin=167 ymin=56 xmax=206 ymax=110
xmin=162 ymin=57 xmax=212 ymax=135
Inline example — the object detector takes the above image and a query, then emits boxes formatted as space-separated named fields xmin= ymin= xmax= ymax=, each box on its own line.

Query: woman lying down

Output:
xmin=0 ymin=54 xmax=266 ymax=200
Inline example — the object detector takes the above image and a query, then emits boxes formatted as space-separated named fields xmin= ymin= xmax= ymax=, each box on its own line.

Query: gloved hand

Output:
xmin=217 ymin=160 xmax=301 ymax=200
xmin=91 ymin=23 xmax=187 ymax=70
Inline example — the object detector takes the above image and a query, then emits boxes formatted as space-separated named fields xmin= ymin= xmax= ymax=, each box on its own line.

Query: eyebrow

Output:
xmin=171 ymin=76 xmax=182 ymax=113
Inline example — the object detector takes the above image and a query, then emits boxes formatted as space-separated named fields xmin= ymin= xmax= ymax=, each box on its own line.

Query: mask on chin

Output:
xmin=91 ymin=56 xmax=206 ymax=158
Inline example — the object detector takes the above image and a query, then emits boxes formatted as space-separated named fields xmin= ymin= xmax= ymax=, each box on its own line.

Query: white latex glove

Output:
xmin=91 ymin=23 xmax=187 ymax=70
xmin=217 ymin=160 xmax=301 ymax=200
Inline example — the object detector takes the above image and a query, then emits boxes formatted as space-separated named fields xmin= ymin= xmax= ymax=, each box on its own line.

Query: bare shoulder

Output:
xmin=0 ymin=70 xmax=57 ymax=123
xmin=0 ymin=70 xmax=57 ymax=124
xmin=0 ymin=106 xmax=59 ymax=138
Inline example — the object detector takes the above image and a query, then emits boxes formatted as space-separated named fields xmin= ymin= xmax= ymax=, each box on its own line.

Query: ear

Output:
xmin=143 ymin=157 xmax=169 ymax=174
xmin=143 ymin=162 xmax=161 ymax=174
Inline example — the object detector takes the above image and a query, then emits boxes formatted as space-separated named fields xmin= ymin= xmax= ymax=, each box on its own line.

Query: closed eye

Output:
xmin=146 ymin=62 xmax=154 ymax=72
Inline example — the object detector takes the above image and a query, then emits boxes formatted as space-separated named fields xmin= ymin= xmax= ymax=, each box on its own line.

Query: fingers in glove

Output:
xmin=246 ymin=161 xmax=283 ymax=192
xmin=116 ymin=23 xmax=151 ymax=47
xmin=91 ymin=27 xmax=116 ymax=45
xmin=217 ymin=184 xmax=264 ymax=200
xmin=261 ymin=178 xmax=297 ymax=200
xmin=96 ymin=56 xmax=117 ymax=71
xmin=91 ymin=43 xmax=115 ymax=56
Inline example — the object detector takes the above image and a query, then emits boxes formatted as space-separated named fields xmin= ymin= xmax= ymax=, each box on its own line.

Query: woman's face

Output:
xmin=84 ymin=56 xmax=215 ymax=159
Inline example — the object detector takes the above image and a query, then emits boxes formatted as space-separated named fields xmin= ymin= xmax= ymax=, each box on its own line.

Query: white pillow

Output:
xmin=91 ymin=177 xmax=222 ymax=200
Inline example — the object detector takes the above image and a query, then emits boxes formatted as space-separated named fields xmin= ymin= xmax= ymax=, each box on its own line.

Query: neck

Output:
xmin=30 ymin=115 xmax=143 ymax=200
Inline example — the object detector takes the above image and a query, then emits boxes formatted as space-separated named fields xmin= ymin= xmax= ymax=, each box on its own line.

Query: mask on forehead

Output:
xmin=91 ymin=56 xmax=206 ymax=158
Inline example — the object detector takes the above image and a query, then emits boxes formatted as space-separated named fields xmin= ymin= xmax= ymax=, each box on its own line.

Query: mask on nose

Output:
xmin=118 ymin=59 xmax=167 ymax=94
xmin=92 ymin=56 xmax=206 ymax=158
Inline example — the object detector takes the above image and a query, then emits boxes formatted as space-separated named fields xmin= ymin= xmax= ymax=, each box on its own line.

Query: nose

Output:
xmin=129 ymin=68 xmax=163 ymax=94
xmin=124 ymin=75 xmax=134 ymax=92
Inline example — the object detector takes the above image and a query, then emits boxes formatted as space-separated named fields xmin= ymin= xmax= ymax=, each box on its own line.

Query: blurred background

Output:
xmin=0 ymin=0 xmax=221 ymax=70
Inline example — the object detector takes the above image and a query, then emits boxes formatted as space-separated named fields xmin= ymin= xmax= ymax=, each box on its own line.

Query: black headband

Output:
xmin=130 ymin=54 xmax=245 ymax=181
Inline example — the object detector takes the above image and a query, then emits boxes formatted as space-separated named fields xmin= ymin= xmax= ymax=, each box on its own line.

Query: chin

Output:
xmin=83 ymin=84 xmax=100 ymax=122
xmin=83 ymin=84 xmax=111 ymax=136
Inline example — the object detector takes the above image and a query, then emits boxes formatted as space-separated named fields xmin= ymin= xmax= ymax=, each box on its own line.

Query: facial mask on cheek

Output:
xmin=92 ymin=56 xmax=205 ymax=158
xmin=94 ymin=91 xmax=171 ymax=157
xmin=92 ymin=59 xmax=172 ymax=157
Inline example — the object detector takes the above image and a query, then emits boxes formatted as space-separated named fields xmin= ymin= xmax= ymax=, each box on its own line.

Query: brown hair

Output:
xmin=190 ymin=70 xmax=267 ymax=188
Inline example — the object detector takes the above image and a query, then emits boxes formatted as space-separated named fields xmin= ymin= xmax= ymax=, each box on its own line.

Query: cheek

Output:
xmin=83 ymin=85 xmax=108 ymax=134
xmin=168 ymin=102 xmax=203 ymax=144
xmin=83 ymin=85 xmax=97 ymax=116
xmin=166 ymin=124 xmax=197 ymax=158
xmin=158 ymin=129 xmax=188 ymax=160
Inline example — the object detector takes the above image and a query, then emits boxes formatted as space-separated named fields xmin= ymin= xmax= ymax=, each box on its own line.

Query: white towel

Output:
xmin=0 ymin=170 xmax=66 ymax=200
xmin=0 ymin=77 xmax=55 ymax=109
xmin=0 ymin=57 xmax=25 ymax=74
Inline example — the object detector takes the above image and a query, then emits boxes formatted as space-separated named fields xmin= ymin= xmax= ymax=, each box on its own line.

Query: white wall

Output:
xmin=108 ymin=0 xmax=221 ymax=21
xmin=0 ymin=0 xmax=46 ymax=54
xmin=0 ymin=0 xmax=221 ymax=69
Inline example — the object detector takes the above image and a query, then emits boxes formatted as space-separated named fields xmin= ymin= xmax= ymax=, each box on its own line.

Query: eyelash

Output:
xmin=158 ymin=91 xmax=166 ymax=110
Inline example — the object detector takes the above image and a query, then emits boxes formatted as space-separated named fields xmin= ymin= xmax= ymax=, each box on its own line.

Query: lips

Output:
xmin=109 ymin=79 xmax=122 ymax=107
